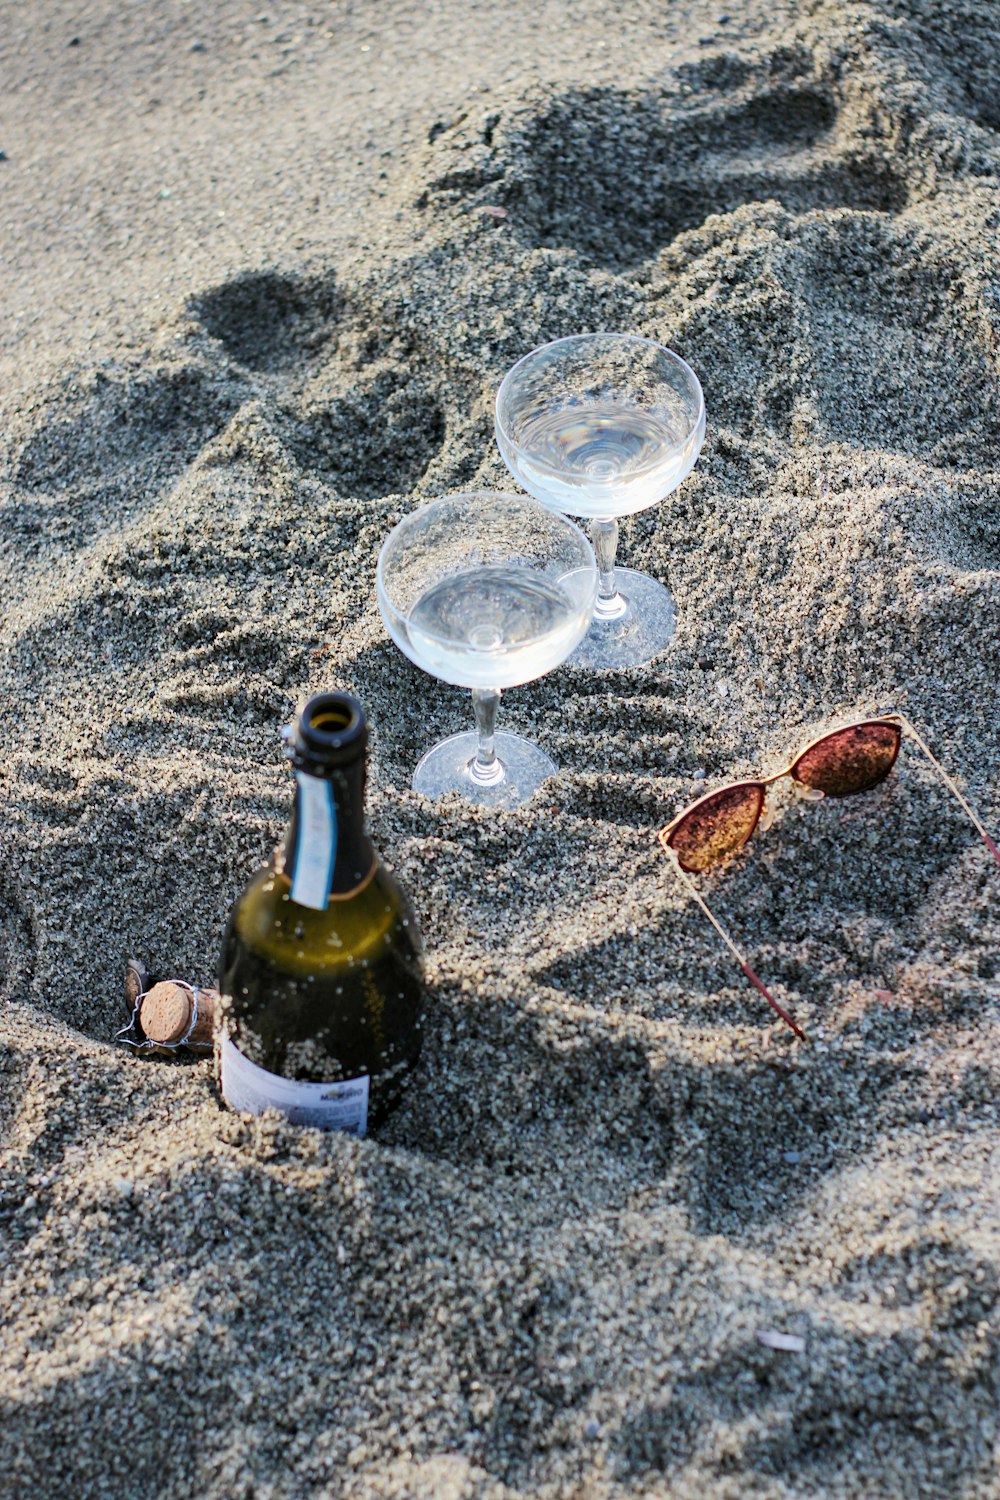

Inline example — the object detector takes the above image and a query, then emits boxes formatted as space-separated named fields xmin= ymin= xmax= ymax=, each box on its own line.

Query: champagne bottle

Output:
xmin=217 ymin=692 xmax=424 ymax=1135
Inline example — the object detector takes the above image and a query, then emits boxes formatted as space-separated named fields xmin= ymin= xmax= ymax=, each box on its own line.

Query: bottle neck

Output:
xmin=280 ymin=758 xmax=375 ymax=909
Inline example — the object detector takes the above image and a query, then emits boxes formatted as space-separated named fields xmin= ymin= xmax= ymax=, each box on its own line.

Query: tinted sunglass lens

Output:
xmin=668 ymin=783 xmax=764 ymax=873
xmin=793 ymin=722 xmax=901 ymax=798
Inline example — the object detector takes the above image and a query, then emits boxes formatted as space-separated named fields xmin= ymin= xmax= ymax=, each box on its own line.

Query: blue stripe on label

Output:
xmin=290 ymin=772 xmax=337 ymax=910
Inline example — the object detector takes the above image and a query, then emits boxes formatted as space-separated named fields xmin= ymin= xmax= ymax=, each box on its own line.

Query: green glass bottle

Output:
xmin=217 ymin=692 xmax=424 ymax=1134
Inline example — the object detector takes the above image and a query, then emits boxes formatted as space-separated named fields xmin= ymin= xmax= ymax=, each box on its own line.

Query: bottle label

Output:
xmin=220 ymin=1034 xmax=369 ymax=1136
xmin=289 ymin=771 xmax=337 ymax=911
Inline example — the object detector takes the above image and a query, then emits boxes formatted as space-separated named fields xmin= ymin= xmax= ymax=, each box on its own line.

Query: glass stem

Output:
xmin=591 ymin=518 xmax=627 ymax=620
xmin=470 ymin=687 xmax=504 ymax=786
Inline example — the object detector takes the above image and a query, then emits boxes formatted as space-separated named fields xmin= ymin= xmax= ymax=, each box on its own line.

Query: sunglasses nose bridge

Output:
xmin=795 ymin=783 xmax=827 ymax=802
xmin=756 ymin=767 xmax=824 ymax=830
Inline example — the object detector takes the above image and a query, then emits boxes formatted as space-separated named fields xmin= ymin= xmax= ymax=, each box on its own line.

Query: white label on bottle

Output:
xmin=289 ymin=771 xmax=337 ymax=911
xmin=220 ymin=1034 xmax=369 ymax=1136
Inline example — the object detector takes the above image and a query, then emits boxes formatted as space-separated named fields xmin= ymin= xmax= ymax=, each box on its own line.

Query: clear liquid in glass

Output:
xmin=508 ymin=403 xmax=694 ymax=518
xmin=406 ymin=566 xmax=586 ymax=689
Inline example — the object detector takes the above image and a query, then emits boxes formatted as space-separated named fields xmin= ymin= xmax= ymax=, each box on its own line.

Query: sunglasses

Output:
xmin=658 ymin=712 xmax=999 ymax=1041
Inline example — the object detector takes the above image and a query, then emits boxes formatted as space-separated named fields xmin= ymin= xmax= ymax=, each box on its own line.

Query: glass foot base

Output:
xmin=412 ymin=731 xmax=557 ymax=808
xmin=569 ymin=568 xmax=677 ymax=670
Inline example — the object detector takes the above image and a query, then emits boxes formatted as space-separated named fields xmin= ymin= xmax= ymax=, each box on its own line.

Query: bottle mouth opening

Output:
xmin=309 ymin=703 xmax=357 ymax=736
xmin=294 ymin=692 xmax=367 ymax=766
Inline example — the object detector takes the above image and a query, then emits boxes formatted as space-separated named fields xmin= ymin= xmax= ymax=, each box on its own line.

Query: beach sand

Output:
xmin=1 ymin=1 xmax=999 ymax=1496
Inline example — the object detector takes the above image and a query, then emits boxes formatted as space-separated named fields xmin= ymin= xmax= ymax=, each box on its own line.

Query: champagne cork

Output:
xmin=139 ymin=982 xmax=217 ymax=1048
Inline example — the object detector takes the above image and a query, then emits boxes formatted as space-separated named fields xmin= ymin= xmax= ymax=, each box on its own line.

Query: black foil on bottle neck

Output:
xmin=282 ymin=693 xmax=375 ymax=897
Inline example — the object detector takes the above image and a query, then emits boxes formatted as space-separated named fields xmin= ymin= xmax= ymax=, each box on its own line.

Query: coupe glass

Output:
xmin=495 ymin=333 xmax=705 ymax=669
xmin=377 ymin=492 xmax=597 ymax=807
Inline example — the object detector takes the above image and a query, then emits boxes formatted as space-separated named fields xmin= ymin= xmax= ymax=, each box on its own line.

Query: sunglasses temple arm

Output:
xmin=894 ymin=714 xmax=1000 ymax=867
xmin=670 ymin=858 xmax=807 ymax=1041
